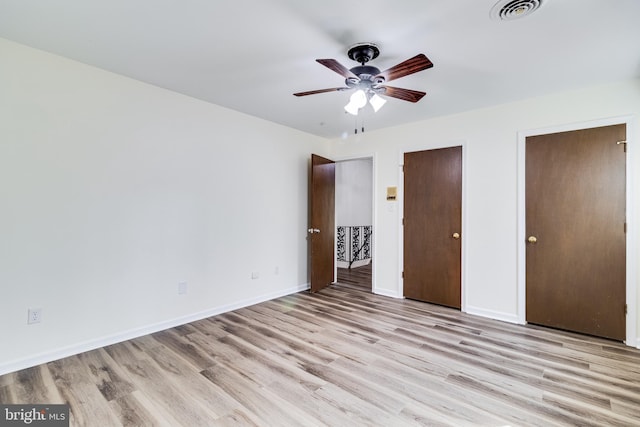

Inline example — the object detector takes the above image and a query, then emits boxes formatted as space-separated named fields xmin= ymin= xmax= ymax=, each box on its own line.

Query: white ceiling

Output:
xmin=1 ymin=0 xmax=639 ymax=139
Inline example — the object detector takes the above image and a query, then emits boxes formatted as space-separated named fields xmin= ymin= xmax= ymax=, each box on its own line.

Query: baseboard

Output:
xmin=0 ymin=283 xmax=310 ymax=376
xmin=373 ymin=288 xmax=403 ymax=299
xmin=336 ymin=260 xmax=371 ymax=269
xmin=464 ymin=305 xmax=520 ymax=325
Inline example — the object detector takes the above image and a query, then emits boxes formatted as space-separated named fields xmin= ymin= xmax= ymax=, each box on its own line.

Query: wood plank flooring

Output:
xmin=337 ymin=263 xmax=372 ymax=291
xmin=2 ymin=285 xmax=640 ymax=426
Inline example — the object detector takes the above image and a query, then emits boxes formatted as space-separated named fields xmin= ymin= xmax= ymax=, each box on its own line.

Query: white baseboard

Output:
xmin=373 ymin=288 xmax=403 ymax=299
xmin=0 ymin=283 xmax=310 ymax=376
xmin=336 ymin=260 xmax=371 ymax=269
xmin=468 ymin=306 xmax=640 ymax=349
xmin=464 ymin=305 xmax=520 ymax=325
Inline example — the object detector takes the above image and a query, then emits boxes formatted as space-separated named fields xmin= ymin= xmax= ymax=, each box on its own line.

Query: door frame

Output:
xmin=517 ymin=115 xmax=637 ymax=346
xmin=398 ymin=141 xmax=467 ymax=310
xmin=332 ymin=153 xmax=377 ymax=293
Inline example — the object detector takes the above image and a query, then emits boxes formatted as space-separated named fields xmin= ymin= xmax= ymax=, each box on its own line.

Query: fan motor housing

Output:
xmin=350 ymin=65 xmax=381 ymax=78
xmin=347 ymin=65 xmax=384 ymax=88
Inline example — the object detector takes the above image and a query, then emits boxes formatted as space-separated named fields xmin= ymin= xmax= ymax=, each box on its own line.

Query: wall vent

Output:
xmin=490 ymin=0 xmax=547 ymax=21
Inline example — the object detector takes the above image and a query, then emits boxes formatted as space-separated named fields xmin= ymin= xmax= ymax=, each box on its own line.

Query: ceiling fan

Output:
xmin=294 ymin=43 xmax=433 ymax=115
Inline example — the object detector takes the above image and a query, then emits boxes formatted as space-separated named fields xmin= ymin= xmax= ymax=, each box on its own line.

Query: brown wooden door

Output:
xmin=526 ymin=124 xmax=626 ymax=340
xmin=403 ymin=146 xmax=462 ymax=308
xmin=309 ymin=154 xmax=335 ymax=293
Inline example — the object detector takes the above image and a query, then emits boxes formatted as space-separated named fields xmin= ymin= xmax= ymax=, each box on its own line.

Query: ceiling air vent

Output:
xmin=490 ymin=0 xmax=547 ymax=21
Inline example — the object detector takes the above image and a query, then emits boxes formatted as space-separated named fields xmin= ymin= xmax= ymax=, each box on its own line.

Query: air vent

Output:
xmin=490 ymin=0 xmax=547 ymax=21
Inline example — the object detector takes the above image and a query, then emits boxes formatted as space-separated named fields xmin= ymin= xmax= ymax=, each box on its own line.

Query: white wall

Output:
xmin=2 ymin=38 xmax=638 ymax=378
xmin=330 ymin=79 xmax=640 ymax=346
xmin=335 ymin=159 xmax=373 ymax=226
xmin=0 ymin=38 xmax=326 ymax=374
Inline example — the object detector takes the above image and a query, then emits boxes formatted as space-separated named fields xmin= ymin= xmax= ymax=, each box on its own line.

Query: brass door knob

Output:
xmin=452 ymin=232 xmax=460 ymax=239
xmin=528 ymin=236 xmax=537 ymax=243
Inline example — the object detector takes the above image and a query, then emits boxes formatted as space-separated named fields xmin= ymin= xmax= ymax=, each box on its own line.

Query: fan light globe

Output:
xmin=344 ymin=103 xmax=359 ymax=116
xmin=369 ymin=94 xmax=387 ymax=112
xmin=345 ymin=90 xmax=367 ymax=115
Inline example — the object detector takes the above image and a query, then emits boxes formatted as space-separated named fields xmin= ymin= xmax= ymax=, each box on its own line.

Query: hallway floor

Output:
xmin=336 ymin=263 xmax=372 ymax=291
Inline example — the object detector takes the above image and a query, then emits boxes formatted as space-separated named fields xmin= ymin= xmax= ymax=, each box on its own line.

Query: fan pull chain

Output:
xmin=353 ymin=117 xmax=366 ymax=134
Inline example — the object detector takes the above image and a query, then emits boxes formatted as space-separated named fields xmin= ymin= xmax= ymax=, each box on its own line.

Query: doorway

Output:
xmin=335 ymin=157 xmax=374 ymax=292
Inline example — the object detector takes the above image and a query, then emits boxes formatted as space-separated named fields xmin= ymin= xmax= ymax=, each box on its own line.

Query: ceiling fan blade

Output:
xmin=316 ymin=59 xmax=358 ymax=79
xmin=380 ymin=86 xmax=426 ymax=103
xmin=293 ymin=87 xmax=349 ymax=97
xmin=376 ymin=54 xmax=433 ymax=82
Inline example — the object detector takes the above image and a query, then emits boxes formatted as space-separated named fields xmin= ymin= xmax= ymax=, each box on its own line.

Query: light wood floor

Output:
xmin=1 ymin=285 xmax=640 ymax=426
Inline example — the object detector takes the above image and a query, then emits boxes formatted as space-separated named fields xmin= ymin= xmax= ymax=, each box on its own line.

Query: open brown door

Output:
xmin=526 ymin=124 xmax=626 ymax=340
xmin=403 ymin=146 xmax=462 ymax=308
xmin=309 ymin=154 xmax=335 ymax=293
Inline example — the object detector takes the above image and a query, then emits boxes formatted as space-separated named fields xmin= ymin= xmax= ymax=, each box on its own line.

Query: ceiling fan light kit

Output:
xmin=344 ymin=90 xmax=387 ymax=115
xmin=294 ymin=42 xmax=433 ymax=117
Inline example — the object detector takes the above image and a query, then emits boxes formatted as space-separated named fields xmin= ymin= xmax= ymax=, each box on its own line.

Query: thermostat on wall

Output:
xmin=386 ymin=186 xmax=397 ymax=201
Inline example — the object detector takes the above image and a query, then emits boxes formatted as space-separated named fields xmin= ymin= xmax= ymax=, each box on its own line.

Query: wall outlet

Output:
xmin=178 ymin=281 xmax=188 ymax=295
xmin=27 ymin=308 xmax=42 ymax=324
xmin=251 ymin=272 xmax=259 ymax=279
xmin=274 ymin=266 xmax=279 ymax=275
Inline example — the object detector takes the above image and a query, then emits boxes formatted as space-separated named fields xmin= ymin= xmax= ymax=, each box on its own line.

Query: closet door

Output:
xmin=526 ymin=124 xmax=626 ymax=340
xmin=403 ymin=146 xmax=462 ymax=308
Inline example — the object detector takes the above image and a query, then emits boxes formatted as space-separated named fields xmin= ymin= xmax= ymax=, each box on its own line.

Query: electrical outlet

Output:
xmin=274 ymin=266 xmax=279 ymax=275
xmin=28 ymin=308 xmax=42 ymax=324
xmin=178 ymin=281 xmax=188 ymax=295
xmin=251 ymin=272 xmax=259 ymax=279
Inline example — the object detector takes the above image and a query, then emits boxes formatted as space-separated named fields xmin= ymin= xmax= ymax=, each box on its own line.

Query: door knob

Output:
xmin=307 ymin=228 xmax=321 ymax=234
xmin=528 ymin=236 xmax=537 ymax=243
xmin=452 ymin=232 xmax=460 ymax=239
